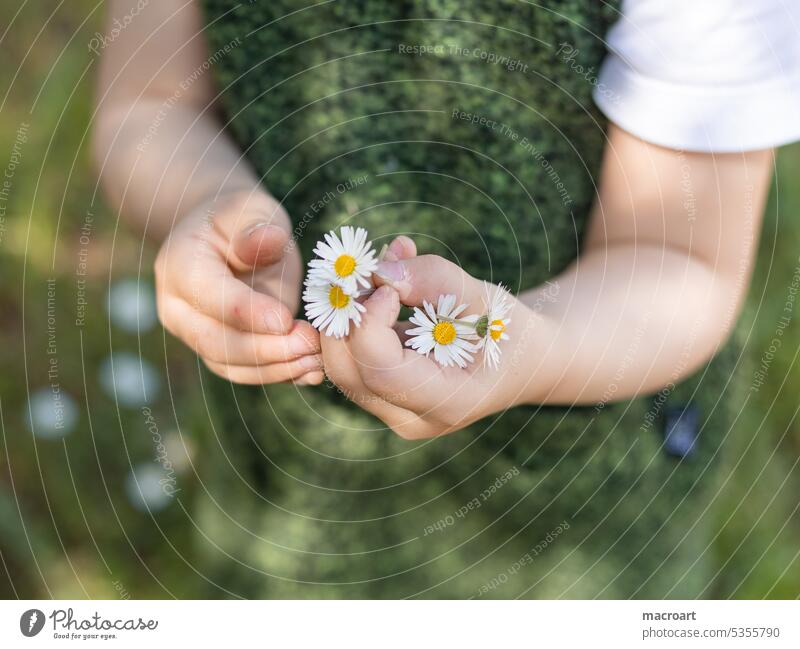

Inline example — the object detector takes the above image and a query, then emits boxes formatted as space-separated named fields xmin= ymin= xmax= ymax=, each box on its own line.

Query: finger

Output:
xmin=165 ymin=240 xmax=294 ymax=334
xmin=373 ymin=236 xmax=416 ymax=287
xmin=321 ymin=333 xmax=418 ymax=426
xmin=373 ymin=254 xmax=484 ymax=309
xmin=231 ymin=221 xmax=290 ymax=271
xmin=162 ymin=296 xmax=319 ymax=363
xmin=385 ymin=235 xmax=416 ymax=261
xmin=206 ymin=193 xmax=293 ymax=273
xmin=322 ymin=334 xmax=449 ymax=440
xmin=293 ymin=371 xmax=325 ymax=386
xmin=394 ymin=320 xmax=414 ymax=344
xmin=349 ymin=285 xmax=404 ymax=366
xmin=204 ymin=355 xmax=322 ymax=385
xmin=349 ymin=286 xmax=462 ymax=410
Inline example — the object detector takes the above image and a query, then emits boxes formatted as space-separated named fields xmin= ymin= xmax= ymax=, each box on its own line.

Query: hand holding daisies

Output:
xmin=321 ymin=251 xmax=540 ymax=439
xmin=302 ymin=226 xmax=512 ymax=369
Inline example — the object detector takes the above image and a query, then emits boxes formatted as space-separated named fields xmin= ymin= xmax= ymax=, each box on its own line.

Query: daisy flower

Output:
xmin=307 ymin=226 xmax=378 ymax=293
xmin=405 ymin=294 xmax=479 ymax=368
xmin=302 ymin=279 xmax=365 ymax=339
xmin=476 ymin=283 xmax=512 ymax=370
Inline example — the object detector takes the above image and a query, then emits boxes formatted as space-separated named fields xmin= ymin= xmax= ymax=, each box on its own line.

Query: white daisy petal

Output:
xmin=302 ymin=280 xmax=363 ymax=339
xmin=306 ymin=226 xmax=379 ymax=295
xmin=419 ymin=300 xmax=433 ymax=321
xmin=438 ymin=294 xmax=455 ymax=317
xmin=450 ymin=302 xmax=468 ymax=319
xmin=404 ymin=294 xmax=479 ymax=368
xmin=479 ymin=283 xmax=513 ymax=370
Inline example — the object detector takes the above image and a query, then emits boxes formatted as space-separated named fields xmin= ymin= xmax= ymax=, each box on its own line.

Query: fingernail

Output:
xmin=290 ymin=333 xmax=319 ymax=355
xmin=299 ymin=354 xmax=323 ymax=370
xmin=265 ymin=310 xmax=286 ymax=333
xmin=243 ymin=221 xmax=270 ymax=238
xmin=375 ymin=260 xmax=405 ymax=282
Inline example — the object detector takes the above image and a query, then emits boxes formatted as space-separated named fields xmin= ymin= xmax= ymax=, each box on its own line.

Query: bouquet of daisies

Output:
xmin=302 ymin=226 xmax=378 ymax=339
xmin=302 ymin=226 xmax=511 ymax=369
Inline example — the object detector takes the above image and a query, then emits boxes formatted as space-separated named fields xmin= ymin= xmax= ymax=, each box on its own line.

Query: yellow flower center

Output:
xmin=334 ymin=254 xmax=357 ymax=277
xmin=328 ymin=285 xmax=350 ymax=309
xmin=433 ymin=321 xmax=457 ymax=345
xmin=489 ymin=319 xmax=506 ymax=341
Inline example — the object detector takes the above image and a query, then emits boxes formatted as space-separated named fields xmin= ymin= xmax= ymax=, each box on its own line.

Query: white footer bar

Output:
xmin=2 ymin=600 xmax=797 ymax=648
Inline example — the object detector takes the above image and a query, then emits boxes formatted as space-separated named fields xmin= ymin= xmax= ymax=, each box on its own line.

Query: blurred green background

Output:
xmin=1 ymin=2 xmax=798 ymax=599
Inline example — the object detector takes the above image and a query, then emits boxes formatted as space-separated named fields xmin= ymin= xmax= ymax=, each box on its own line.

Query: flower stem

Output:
xmin=439 ymin=316 xmax=480 ymax=329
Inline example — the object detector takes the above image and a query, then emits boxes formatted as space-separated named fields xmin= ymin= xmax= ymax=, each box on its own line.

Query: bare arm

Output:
xmin=520 ymin=124 xmax=772 ymax=404
xmin=93 ymin=0 xmax=257 ymax=238
xmin=93 ymin=0 xmax=323 ymax=385
xmin=322 ymin=125 xmax=773 ymax=438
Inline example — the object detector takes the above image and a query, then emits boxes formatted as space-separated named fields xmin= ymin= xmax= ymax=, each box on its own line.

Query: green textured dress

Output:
xmin=196 ymin=0 xmax=742 ymax=598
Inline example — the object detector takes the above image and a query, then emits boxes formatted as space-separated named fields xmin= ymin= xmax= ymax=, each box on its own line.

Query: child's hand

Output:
xmin=155 ymin=191 xmax=323 ymax=385
xmin=322 ymin=252 xmax=534 ymax=439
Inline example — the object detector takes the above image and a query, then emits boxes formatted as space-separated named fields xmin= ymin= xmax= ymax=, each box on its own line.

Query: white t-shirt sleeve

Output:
xmin=593 ymin=0 xmax=800 ymax=152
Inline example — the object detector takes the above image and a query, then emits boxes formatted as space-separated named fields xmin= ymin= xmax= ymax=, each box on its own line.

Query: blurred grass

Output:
xmin=0 ymin=1 xmax=798 ymax=599
xmin=0 ymin=0 xmax=205 ymax=599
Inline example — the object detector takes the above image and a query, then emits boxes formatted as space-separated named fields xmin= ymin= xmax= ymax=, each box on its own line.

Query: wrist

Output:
xmin=502 ymin=295 xmax=561 ymax=408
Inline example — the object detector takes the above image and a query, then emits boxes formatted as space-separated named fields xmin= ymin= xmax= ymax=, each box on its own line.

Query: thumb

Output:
xmin=349 ymin=285 xmax=405 ymax=371
xmin=231 ymin=219 xmax=290 ymax=271
xmin=374 ymin=255 xmax=484 ymax=310
xmin=207 ymin=192 xmax=292 ymax=273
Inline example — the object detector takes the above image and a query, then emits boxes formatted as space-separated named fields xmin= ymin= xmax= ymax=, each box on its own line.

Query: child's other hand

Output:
xmin=154 ymin=191 xmax=323 ymax=385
